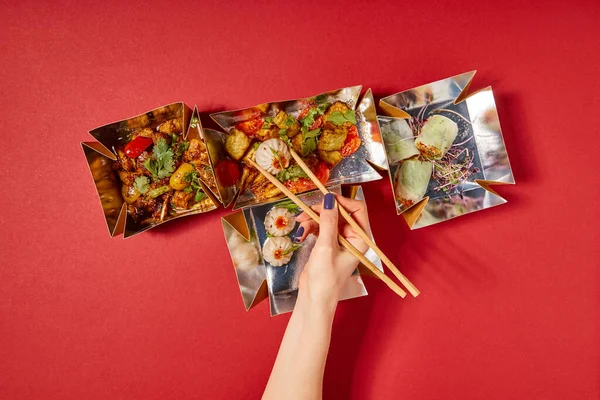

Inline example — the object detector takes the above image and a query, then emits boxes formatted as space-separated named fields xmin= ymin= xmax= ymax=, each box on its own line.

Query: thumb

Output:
xmin=315 ymin=193 xmax=339 ymax=249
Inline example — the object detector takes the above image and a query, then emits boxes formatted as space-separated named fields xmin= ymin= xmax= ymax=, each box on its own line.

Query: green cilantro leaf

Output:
xmin=300 ymin=108 xmax=319 ymax=129
xmin=195 ymin=191 xmax=207 ymax=202
xmin=174 ymin=141 xmax=190 ymax=158
xmin=279 ymin=128 xmax=288 ymax=136
xmin=327 ymin=110 xmax=357 ymax=126
xmin=301 ymin=137 xmax=317 ymax=156
xmin=143 ymin=138 xmax=176 ymax=179
xmin=133 ymin=176 xmax=150 ymax=194
xmin=304 ymin=128 xmax=321 ymax=139
xmin=343 ymin=109 xmax=357 ymax=124
xmin=317 ymin=102 xmax=330 ymax=114
xmin=183 ymin=170 xmax=208 ymax=204
xmin=276 ymin=165 xmax=308 ymax=182
xmin=285 ymin=115 xmax=296 ymax=127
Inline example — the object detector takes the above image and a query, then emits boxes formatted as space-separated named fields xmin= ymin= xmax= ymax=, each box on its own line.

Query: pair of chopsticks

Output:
xmin=247 ymin=148 xmax=419 ymax=299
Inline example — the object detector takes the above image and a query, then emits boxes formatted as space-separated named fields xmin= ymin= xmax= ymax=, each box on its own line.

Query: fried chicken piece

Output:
xmin=158 ymin=118 xmax=182 ymax=134
xmin=135 ymin=150 xmax=153 ymax=176
xmin=128 ymin=196 xmax=162 ymax=224
xmin=117 ymin=170 xmax=136 ymax=185
xmin=185 ymin=138 xmax=210 ymax=165
xmin=171 ymin=190 xmax=195 ymax=209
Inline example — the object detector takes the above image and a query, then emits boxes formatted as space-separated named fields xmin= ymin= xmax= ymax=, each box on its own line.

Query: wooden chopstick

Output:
xmin=288 ymin=148 xmax=420 ymax=297
xmin=247 ymin=158 xmax=407 ymax=299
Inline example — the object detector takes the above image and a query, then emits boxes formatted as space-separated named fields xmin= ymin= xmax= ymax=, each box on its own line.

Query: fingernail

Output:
xmin=324 ymin=193 xmax=335 ymax=210
xmin=293 ymin=226 xmax=304 ymax=243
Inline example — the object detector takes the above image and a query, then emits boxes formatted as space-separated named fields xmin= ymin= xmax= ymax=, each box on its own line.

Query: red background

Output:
xmin=1 ymin=1 xmax=599 ymax=399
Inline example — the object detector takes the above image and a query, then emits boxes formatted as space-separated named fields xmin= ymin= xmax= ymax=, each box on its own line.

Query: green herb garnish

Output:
xmin=276 ymin=165 xmax=308 ymax=182
xmin=174 ymin=141 xmax=190 ymax=159
xmin=299 ymin=126 xmax=321 ymax=156
xmin=133 ymin=176 xmax=150 ymax=194
xmin=317 ymin=102 xmax=330 ymax=114
xmin=285 ymin=115 xmax=296 ymax=127
xmin=143 ymin=138 xmax=176 ymax=179
xmin=300 ymin=108 xmax=319 ymax=129
xmin=327 ymin=110 xmax=357 ymax=126
xmin=183 ymin=170 xmax=208 ymax=204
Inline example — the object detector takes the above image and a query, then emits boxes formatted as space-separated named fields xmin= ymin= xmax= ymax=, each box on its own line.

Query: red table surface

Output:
xmin=1 ymin=1 xmax=599 ymax=399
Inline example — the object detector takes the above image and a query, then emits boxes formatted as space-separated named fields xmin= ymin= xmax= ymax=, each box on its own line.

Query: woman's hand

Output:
xmin=263 ymin=193 xmax=372 ymax=400
xmin=294 ymin=193 xmax=371 ymax=311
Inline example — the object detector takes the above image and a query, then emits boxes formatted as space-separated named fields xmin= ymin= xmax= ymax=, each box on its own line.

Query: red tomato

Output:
xmin=235 ymin=117 xmax=263 ymax=137
xmin=215 ymin=159 xmax=240 ymax=187
xmin=284 ymin=178 xmax=315 ymax=194
xmin=309 ymin=115 xmax=323 ymax=130
xmin=124 ymin=136 xmax=153 ymax=158
xmin=340 ymin=126 xmax=361 ymax=157
xmin=312 ymin=161 xmax=330 ymax=184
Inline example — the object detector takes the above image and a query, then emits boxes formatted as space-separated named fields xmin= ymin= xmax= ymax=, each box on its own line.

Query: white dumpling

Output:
xmin=262 ymin=236 xmax=294 ymax=267
xmin=255 ymin=138 xmax=291 ymax=174
xmin=264 ymin=207 xmax=296 ymax=237
xmin=229 ymin=233 xmax=260 ymax=271
xmin=394 ymin=159 xmax=433 ymax=208
xmin=415 ymin=115 xmax=458 ymax=159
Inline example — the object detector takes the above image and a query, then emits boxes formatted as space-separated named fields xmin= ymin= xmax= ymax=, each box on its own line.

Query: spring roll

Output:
xmin=381 ymin=119 xmax=420 ymax=164
xmin=415 ymin=115 xmax=458 ymax=159
xmin=394 ymin=159 xmax=433 ymax=208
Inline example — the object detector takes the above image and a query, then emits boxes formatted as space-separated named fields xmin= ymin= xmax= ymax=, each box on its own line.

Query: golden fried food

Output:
xmin=185 ymin=138 xmax=210 ymax=165
xmin=226 ymin=128 xmax=252 ymax=161
xmin=317 ymin=149 xmax=343 ymax=167
xmin=255 ymin=124 xmax=280 ymax=142
xmin=158 ymin=118 xmax=182 ymax=134
xmin=273 ymin=110 xmax=300 ymax=138
xmin=171 ymin=190 xmax=195 ymax=209
xmin=317 ymin=124 xmax=348 ymax=151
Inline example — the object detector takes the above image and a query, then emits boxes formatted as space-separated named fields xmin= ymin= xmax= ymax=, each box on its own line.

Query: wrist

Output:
xmin=296 ymin=290 xmax=338 ymax=321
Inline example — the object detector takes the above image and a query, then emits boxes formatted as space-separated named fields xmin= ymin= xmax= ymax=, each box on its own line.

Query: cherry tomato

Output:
xmin=235 ymin=117 xmax=263 ymax=137
xmin=215 ymin=159 xmax=240 ymax=187
xmin=312 ymin=161 xmax=330 ymax=184
xmin=124 ymin=136 xmax=153 ymax=158
xmin=340 ymin=126 xmax=361 ymax=157
xmin=284 ymin=178 xmax=315 ymax=194
xmin=309 ymin=115 xmax=323 ymax=130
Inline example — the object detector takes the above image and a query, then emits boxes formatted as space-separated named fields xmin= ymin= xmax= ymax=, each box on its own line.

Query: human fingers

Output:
xmin=293 ymin=220 xmax=319 ymax=243
xmin=334 ymin=194 xmax=371 ymax=235
xmin=341 ymin=223 xmax=369 ymax=254
xmin=314 ymin=193 xmax=339 ymax=249
xmin=295 ymin=204 xmax=322 ymax=223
